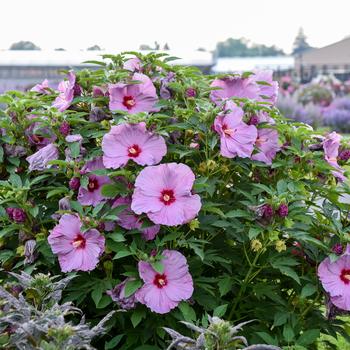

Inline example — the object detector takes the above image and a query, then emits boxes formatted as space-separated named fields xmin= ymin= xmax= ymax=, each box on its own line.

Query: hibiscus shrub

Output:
xmin=1 ymin=52 xmax=350 ymax=349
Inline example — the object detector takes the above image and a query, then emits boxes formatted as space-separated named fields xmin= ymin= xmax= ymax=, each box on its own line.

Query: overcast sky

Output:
xmin=1 ymin=0 xmax=349 ymax=54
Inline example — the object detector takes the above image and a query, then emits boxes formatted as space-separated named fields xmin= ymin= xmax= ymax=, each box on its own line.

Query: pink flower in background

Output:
xmin=251 ymin=128 xmax=280 ymax=165
xmin=123 ymin=57 xmax=141 ymax=72
xmin=112 ymin=197 xmax=160 ymax=240
xmin=78 ymin=157 xmax=112 ymax=207
xmin=135 ymin=250 xmax=193 ymax=314
xmin=52 ymin=71 xmax=76 ymax=112
xmin=108 ymin=73 xmax=159 ymax=113
xmin=102 ymin=122 xmax=166 ymax=169
xmin=26 ymin=143 xmax=59 ymax=171
xmin=323 ymin=132 xmax=346 ymax=182
xmin=250 ymin=70 xmax=279 ymax=105
xmin=48 ymin=214 xmax=105 ymax=272
xmin=131 ymin=163 xmax=201 ymax=226
xmin=210 ymin=70 xmax=278 ymax=105
xmin=31 ymin=79 xmax=50 ymax=94
xmin=214 ymin=101 xmax=257 ymax=158
xmin=318 ymin=247 xmax=350 ymax=311
xmin=210 ymin=75 xmax=259 ymax=105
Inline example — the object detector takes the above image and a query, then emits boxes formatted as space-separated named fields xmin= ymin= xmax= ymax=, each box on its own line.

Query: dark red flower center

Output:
xmin=72 ymin=234 xmax=86 ymax=249
xmin=153 ymin=273 xmax=168 ymax=288
xmin=32 ymin=134 xmax=45 ymax=143
xmin=128 ymin=144 xmax=142 ymax=158
xmin=256 ymin=137 xmax=267 ymax=147
xmin=160 ymin=189 xmax=176 ymax=205
xmin=222 ymin=123 xmax=235 ymax=137
xmin=340 ymin=269 xmax=350 ymax=284
xmin=123 ymin=95 xmax=136 ymax=109
xmin=88 ymin=177 xmax=99 ymax=192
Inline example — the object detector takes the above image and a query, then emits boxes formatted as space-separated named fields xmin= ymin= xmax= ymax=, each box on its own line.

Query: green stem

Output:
xmin=227 ymin=250 xmax=260 ymax=321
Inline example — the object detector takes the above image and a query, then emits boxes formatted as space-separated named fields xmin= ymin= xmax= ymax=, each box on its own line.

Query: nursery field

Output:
xmin=1 ymin=53 xmax=350 ymax=349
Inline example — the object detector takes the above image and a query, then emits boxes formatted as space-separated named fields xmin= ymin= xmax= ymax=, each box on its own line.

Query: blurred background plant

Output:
xmin=0 ymin=272 xmax=114 ymax=350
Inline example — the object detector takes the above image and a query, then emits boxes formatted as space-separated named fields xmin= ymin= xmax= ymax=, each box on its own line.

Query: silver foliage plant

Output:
xmin=164 ymin=316 xmax=282 ymax=350
xmin=0 ymin=272 xmax=114 ymax=350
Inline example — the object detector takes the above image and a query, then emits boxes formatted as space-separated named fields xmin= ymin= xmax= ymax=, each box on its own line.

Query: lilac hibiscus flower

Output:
xmin=102 ymin=122 xmax=167 ymax=169
xmin=251 ymin=128 xmax=280 ymax=165
xmin=25 ymin=116 xmax=57 ymax=148
xmin=135 ymin=250 xmax=194 ymax=314
xmin=52 ymin=71 xmax=77 ymax=112
xmin=318 ymin=246 xmax=350 ymax=310
xmin=323 ymin=132 xmax=346 ymax=182
xmin=26 ymin=143 xmax=59 ymax=171
xmin=131 ymin=163 xmax=201 ymax=226
xmin=31 ymin=79 xmax=50 ymax=94
xmin=210 ymin=70 xmax=278 ymax=105
xmin=123 ymin=57 xmax=142 ymax=72
xmin=112 ymin=197 xmax=160 ymax=240
xmin=48 ymin=214 xmax=105 ymax=272
xmin=214 ymin=101 xmax=257 ymax=158
xmin=108 ymin=73 xmax=159 ymax=114
xmin=78 ymin=157 xmax=112 ymax=207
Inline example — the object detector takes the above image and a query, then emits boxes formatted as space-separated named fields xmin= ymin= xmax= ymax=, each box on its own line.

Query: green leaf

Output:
xmin=178 ymin=301 xmax=196 ymax=322
xmin=297 ymin=329 xmax=320 ymax=346
xmin=101 ymin=183 xmax=124 ymax=198
xmin=273 ymin=311 xmax=288 ymax=327
xmin=105 ymin=335 xmax=124 ymax=350
xmin=225 ymin=209 xmax=251 ymax=218
xmin=131 ymin=308 xmax=146 ymax=328
xmin=150 ymin=261 xmax=164 ymax=274
xmin=68 ymin=142 xmax=80 ymax=158
xmin=109 ymin=233 xmax=126 ymax=242
xmin=256 ymin=332 xmax=278 ymax=346
xmin=283 ymin=324 xmax=295 ymax=342
xmin=124 ymin=279 xmax=142 ymax=298
xmin=9 ymin=174 xmax=22 ymax=187
xmin=248 ymin=227 xmax=262 ymax=240
xmin=218 ymin=277 xmax=232 ymax=297
xmin=277 ymin=266 xmax=300 ymax=284
xmin=91 ymin=284 xmax=104 ymax=307
xmin=213 ymin=304 xmax=228 ymax=318
xmin=113 ymin=250 xmax=132 ymax=260
xmin=46 ymin=187 xmax=68 ymax=199
xmin=301 ymin=283 xmax=317 ymax=298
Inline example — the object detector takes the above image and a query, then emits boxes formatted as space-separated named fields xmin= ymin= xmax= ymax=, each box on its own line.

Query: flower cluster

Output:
xmin=1 ymin=53 xmax=350 ymax=348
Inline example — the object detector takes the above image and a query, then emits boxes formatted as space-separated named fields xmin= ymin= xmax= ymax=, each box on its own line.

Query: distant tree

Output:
xmin=9 ymin=41 xmax=40 ymax=50
xmin=87 ymin=45 xmax=102 ymax=51
xmin=215 ymin=37 xmax=284 ymax=57
xmin=292 ymin=28 xmax=312 ymax=55
xmin=163 ymin=43 xmax=170 ymax=50
xmin=197 ymin=47 xmax=207 ymax=52
xmin=139 ymin=44 xmax=152 ymax=50
xmin=55 ymin=48 xmax=65 ymax=51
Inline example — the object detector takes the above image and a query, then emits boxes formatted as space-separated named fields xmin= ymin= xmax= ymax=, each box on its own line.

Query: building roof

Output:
xmin=212 ymin=56 xmax=293 ymax=73
xmin=299 ymin=37 xmax=350 ymax=66
xmin=0 ymin=50 xmax=214 ymax=67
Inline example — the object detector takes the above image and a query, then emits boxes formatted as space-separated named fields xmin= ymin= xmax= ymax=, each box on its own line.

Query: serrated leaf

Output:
xmin=213 ymin=304 xmax=227 ymax=317
xmin=124 ymin=279 xmax=142 ymax=298
xmin=178 ymin=301 xmax=196 ymax=322
xmin=297 ymin=329 xmax=320 ymax=346
xmin=131 ymin=308 xmax=146 ymax=328
xmin=218 ymin=277 xmax=232 ymax=297
xmin=151 ymin=261 xmax=164 ymax=274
